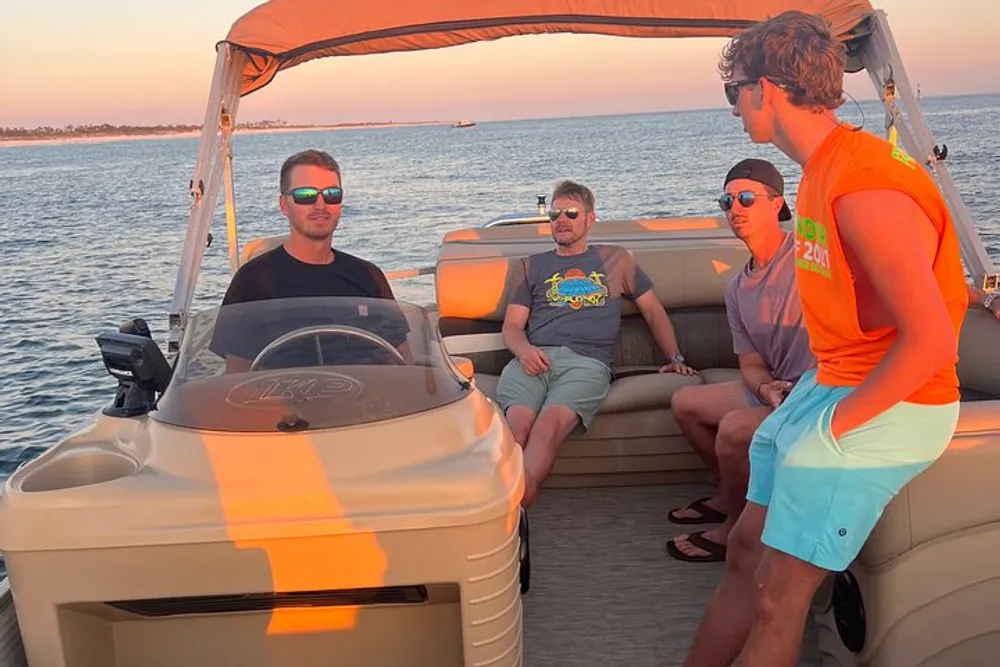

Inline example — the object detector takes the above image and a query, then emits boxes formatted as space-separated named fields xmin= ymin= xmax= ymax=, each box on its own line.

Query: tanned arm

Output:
xmin=226 ymin=355 xmax=252 ymax=373
xmin=828 ymin=189 xmax=958 ymax=438
xmin=739 ymin=351 xmax=791 ymax=408
xmin=396 ymin=340 xmax=415 ymax=364
xmin=968 ymin=284 xmax=985 ymax=307
xmin=634 ymin=290 xmax=697 ymax=375
xmin=967 ymin=283 xmax=1000 ymax=318
xmin=501 ymin=304 xmax=549 ymax=375
xmin=738 ymin=351 xmax=773 ymax=391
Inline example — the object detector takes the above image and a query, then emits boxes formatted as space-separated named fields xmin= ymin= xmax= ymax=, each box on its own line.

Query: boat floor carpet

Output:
xmin=522 ymin=483 xmax=822 ymax=667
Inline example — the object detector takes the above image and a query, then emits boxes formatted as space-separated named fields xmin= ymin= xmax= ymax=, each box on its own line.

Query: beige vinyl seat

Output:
xmin=239 ymin=234 xmax=288 ymax=264
xmin=469 ymin=359 xmax=742 ymax=487
xmin=813 ymin=307 xmax=1000 ymax=667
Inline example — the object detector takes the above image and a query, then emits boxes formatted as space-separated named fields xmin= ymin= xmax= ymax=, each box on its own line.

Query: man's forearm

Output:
xmin=968 ymin=283 xmax=985 ymax=307
xmin=502 ymin=325 xmax=533 ymax=358
xmin=830 ymin=330 xmax=955 ymax=438
xmin=740 ymin=363 xmax=775 ymax=398
xmin=397 ymin=340 xmax=415 ymax=364
xmin=226 ymin=355 xmax=252 ymax=373
xmin=645 ymin=307 xmax=682 ymax=359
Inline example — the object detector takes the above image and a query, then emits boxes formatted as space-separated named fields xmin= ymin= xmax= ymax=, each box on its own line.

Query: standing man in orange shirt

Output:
xmin=682 ymin=10 xmax=968 ymax=667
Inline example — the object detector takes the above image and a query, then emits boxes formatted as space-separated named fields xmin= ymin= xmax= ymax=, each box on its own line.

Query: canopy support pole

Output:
xmin=859 ymin=9 xmax=997 ymax=292
xmin=167 ymin=46 xmax=246 ymax=355
xmin=221 ymin=110 xmax=240 ymax=276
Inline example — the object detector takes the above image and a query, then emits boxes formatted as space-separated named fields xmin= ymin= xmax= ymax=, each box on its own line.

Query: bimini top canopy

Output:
xmin=222 ymin=0 xmax=876 ymax=97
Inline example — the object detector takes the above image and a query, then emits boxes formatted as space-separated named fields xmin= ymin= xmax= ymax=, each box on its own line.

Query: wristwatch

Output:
xmin=983 ymin=292 xmax=998 ymax=312
xmin=669 ymin=354 xmax=686 ymax=364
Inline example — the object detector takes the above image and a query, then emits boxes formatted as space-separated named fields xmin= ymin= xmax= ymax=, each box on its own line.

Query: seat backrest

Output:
xmin=435 ymin=217 xmax=748 ymax=372
xmin=860 ymin=399 xmax=1000 ymax=567
xmin=435 ymin=217 xmax=750 ymax=321
xmin=957 ymin=309 xmax=1000 ymax=397
xmin=857 ymin=310 xmax=1000 ymax=566
xmin=240 ymin=235 xmax=288 ymax=265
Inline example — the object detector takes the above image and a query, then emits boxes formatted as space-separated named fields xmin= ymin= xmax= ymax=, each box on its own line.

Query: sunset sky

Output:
xmin=3 ymin=0 xmax=997 ymax=128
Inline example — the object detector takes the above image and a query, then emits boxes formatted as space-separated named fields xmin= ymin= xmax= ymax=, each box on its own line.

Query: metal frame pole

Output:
xmin=221 ymin=109 xmax=241 ymax=276
xmin=860 ymin=10 xmax=997 ymax=291
xmin=167 ymin=46 xmax=246 ymax=354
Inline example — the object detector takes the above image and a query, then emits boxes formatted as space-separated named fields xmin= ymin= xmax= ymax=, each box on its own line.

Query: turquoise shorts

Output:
xmin=495 ymin=346 xmax=612 ymax=429
xmin=747 ymin=368 xmax=959 ymax=572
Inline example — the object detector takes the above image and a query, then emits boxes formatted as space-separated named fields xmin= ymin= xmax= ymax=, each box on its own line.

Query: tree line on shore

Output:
xmin=0 ymin=119 xmax=415 ymax=140
xmin=1 ymin=123 xmax=202 ymax=139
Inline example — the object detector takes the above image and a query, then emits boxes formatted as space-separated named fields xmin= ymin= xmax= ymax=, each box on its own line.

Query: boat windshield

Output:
xmin=154 ymin=296 xmax=471 ymax=433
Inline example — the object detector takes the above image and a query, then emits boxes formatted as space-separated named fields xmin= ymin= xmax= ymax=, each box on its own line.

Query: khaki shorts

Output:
xmin=495 ymin=346 xmax=612 ymax=429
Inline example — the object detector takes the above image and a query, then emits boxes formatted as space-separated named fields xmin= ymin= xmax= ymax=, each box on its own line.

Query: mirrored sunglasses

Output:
xmin=284 ymin=186 xmax=344 ymax=205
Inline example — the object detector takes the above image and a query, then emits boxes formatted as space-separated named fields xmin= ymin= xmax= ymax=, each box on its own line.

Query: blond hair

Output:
xmin=552 ymin=180 xmax=595 ymax=212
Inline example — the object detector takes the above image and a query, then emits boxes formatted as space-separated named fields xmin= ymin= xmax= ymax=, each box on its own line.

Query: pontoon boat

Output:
xmin=1 ymin=1 xmax=999 ymax=666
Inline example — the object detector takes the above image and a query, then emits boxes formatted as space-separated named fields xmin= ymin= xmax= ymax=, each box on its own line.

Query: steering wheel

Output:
xmin=250 ymin=324 xmax=406 ymax=371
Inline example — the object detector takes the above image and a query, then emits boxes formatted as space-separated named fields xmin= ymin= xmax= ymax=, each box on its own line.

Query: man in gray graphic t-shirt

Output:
xmin=512 ymin=246 xmax=645 ymax=369
xmin=496 ymin=180 xmax=697 ymax=507
xmin=665 ymin=159 xmax=814 ymax=563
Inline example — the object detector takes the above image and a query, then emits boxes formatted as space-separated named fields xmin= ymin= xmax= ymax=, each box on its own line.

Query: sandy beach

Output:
xmin=0 ymin=120 xmax=454 ymax=149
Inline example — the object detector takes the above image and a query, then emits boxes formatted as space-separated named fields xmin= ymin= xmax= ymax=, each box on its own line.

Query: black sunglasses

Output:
xmin=548 ymin=207 xmax=580 ymax=222
xmin=718 ymin=191 xmax=777 ymax=212
xmin=284 ymin=186 xmax=344 ymax=205
xmin=724 ymin=77 xmax=799 ymax=106
xmin=724 ymin=78 xmax=759 ymax=106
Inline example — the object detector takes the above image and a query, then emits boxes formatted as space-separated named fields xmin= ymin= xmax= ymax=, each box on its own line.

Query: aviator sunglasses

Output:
xmin=284 ymin=186 xmax=344 ymax=205
xmin=548 ymin=207 xmax=580 ymax=222
xmin=717 ymin=190 xmax=777 ymax=212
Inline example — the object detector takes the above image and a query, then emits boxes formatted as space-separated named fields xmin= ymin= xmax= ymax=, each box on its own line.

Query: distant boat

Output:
xmin=453 ymin=119 xmax=476 ymax=128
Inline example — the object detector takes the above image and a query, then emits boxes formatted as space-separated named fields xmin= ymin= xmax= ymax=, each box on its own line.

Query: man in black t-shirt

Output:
xmin=209 ymin=149 xmax=410 ymax=371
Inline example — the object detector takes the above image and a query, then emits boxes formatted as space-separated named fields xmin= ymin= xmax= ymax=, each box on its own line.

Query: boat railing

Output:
xmin=483 ymin=215 xmax=550 ymax=228
xmin=483 ymin=194 xmax=550 ymax=228
xmin=384 ymin=265 xmax=437 ymax=281
xmin=389 ymin=193 xmax=612 ymax=280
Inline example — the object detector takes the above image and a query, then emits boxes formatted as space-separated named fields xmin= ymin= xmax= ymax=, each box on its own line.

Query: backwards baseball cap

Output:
xmin=723 ymin=158 xmax=792 ymax=222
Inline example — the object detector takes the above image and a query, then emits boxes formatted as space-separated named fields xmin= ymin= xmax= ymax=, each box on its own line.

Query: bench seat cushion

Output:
xmin=472 ymin=366 xmax=742 ymax=482
xmin=473 ymin=366 xmax=742 ymax=414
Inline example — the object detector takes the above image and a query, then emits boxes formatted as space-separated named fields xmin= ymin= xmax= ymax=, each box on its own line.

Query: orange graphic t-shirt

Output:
xmin=793 ymin=124 xmax=968 ymax=405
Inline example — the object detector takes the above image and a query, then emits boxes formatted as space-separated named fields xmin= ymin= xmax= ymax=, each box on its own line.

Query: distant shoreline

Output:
xmin=0 ymin=121 xmax=454 ymax=148
xmin=4 ymin=90 xmax=996 ymax=149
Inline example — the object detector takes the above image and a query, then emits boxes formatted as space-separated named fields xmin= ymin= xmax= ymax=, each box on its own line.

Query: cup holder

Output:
xmin=18 ymin=449 xmax=138 ymax=493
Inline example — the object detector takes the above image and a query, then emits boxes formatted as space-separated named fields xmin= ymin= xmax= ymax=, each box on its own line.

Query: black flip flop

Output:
xmin=664 ymin=531 xmax=727 ymax=563
xmin=667 ymin=497 xmax=727 ymax=525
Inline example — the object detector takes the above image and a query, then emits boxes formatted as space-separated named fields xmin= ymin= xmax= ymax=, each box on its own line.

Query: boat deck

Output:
xmin=523 ymin=483 xmax=821 ymax=667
